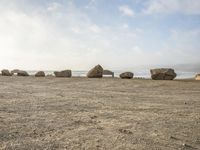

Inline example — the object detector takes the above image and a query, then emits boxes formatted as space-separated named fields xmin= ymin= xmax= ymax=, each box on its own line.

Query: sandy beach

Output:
xmin=0 ymin=76 xmax=200 ymax=150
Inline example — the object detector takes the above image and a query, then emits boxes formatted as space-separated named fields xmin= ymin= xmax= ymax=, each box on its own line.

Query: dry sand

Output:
xmin=0 ymin=76 xmax=200 ymax=150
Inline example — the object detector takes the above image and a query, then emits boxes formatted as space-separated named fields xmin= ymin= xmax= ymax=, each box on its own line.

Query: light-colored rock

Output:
xmin=35 ymin=71 xmax=45 ymax=77
xmin=150 ymin=68 xmax=176 ymax=80
xmin=103 ymin=70 xmax=114 ymax=77
xmin=17 ymin=70 xmax=29 ymax=76
xmin=87 ymin=65 xmax=103 ymax=78
xmin=120 ymin=72 xmax=134 ymax=79
xmin=1 ymin=69 xmax=12 ymax=76
xmin=54 ymin=70 xmax=72 ymax=77
xmin=195 ymin=74 xmax=200 ymax=80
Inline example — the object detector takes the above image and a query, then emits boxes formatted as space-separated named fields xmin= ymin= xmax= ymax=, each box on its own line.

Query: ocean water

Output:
xmin=28 ymin=70 xmax=197 ymax=79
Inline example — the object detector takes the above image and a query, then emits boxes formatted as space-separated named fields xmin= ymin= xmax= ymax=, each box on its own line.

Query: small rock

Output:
xmin=35 ymin=71 xmax=45 ymax=77
xmin=1 ymin=69 xmax=12 ymax=76
xmin=90 ymin=115 xmax=97 ymax=119
xmin=120 ymin=72 xmax=134 ymax=79
xmin=119 ymin=129 xmax=133 ymax=134
xmin=182 ymin=143 xmax=193 ymax=148
xmin=170 ymin=136 xmax=178 ymax=140
xmin=17 ymin=70 xmax=29 ymax=76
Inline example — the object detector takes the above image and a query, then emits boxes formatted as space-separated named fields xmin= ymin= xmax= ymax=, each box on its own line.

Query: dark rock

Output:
xmin=35 ymin=71 xmax=45 ymax=77
xmin=11 ymin=69 xmax=20 ymax=75
xmin=120 ymin=72 xmax=134 ymax=79
xmin=54 ymin=70 xmax=72 ymax=77
xmin=1 ymin=69 xmax=12 ymax=76
xmin=150 ymin=68 xmax=176 ymax=80
xmin=17 ymin=70 xmax=29 ymax=76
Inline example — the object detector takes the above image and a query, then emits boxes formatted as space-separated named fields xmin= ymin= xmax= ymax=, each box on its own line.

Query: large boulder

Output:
xmin=103 ymin=70 xmax=114 ymax=77
xmin=35 ymin=71 xmax=45 ymax=77
xmin=150 ymin=68 xmax=176 ymax=80
xmin=195 ymin=74 xmax=200 ymax=80
xmin=17 ymin=70 xmax=29 ymax=76
xmin=120 ymin=72 xmax=134 ymax=79
xmin=54 ymin=70 xmax=72 ymax=77
xmin=1 ymin=69 xmax=12 ymax=76
xmin=87 ymin=65 xmax=103 ymax=78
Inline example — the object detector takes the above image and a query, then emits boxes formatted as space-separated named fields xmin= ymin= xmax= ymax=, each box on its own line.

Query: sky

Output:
xmin=0 ymin=0 xmax=200 ymax=70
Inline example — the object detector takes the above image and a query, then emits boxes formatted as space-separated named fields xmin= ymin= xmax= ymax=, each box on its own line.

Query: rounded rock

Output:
xmin=35 ymin=71 xmax=45 ymax=77
xmin=120 ymin=72 xmax=134 ymax=79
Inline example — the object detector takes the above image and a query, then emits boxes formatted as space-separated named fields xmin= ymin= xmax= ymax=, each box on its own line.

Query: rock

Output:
xmin=182 ymin=143 xmax=193 ymax=148
xmin=11 ymin=69 xmax=29 ymax=76
xmin=17 ymin=70 xmax=29 ymax=76
xmin=87 ymin=65 xmax=103 ymax=78
xmin=103 ymin=70 xmax=114 ymax=77
xmin=118 ymin=128 xmax=133 ymax=134
xmin=150 ymin=68 xmax=176 ymax=80
xmin=11 ymin=69 xmax=20 ymax=75
xmin=195 ymin=74 xmax=200 ymax=80
xmin=35 ymin=71 xmax=45 ymax=77
xmin=54 ymin=70 xmax=72 ymax=77
xmin=1 ymin=69 xmax=12 ymax=76
xmin=120 ymin=72 xmax=134 ymax=79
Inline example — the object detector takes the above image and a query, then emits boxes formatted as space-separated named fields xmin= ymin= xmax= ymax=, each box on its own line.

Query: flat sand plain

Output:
xmin=0 ymin=76 xmax=200 ymax=150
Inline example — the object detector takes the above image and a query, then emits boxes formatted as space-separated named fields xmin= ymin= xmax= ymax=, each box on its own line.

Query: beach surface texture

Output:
xmin=0 ymin=76 xmax=200 ymax=150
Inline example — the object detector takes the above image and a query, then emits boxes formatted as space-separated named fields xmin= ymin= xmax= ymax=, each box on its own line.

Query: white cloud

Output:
xmin=85 ymin=0 xmax=97 ymax=10
xmin=143 ymin=0 xmax=200 ymax=15
xmin=47 ymin=2 xmax=62 ymax=11
xmin=119 ymin=5 xmax=134 ymax=17
xmin=0 ymin=1 xmax=199 ymax=71
xmin=0 ymin=1 xmax=142 ymax=70
xmin=153 ymin=28 xmax=200 ymax=64
xmin=122 ymin=23 xmax=129 ymax=29
xmin=89 ymin=24 xmax=101 ymax=33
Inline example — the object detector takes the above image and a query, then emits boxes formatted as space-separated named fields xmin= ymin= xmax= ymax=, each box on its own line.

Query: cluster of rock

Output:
xmin=1 ymin=66 xmax=199 ymax=81
xmin=87 ymin=65 xmax=134 ymax=79
xmin=1 ymin=69 xmax=29 ymax=76
xmin=87 ymin=65 xmax=178 ymax=80
xmin=0 ymin=69 xmax=72 ymax=78
xmin=34 ymin=70 xmax=72 ymax=78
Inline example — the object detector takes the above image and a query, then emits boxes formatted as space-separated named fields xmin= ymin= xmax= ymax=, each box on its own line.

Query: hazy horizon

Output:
xmin=0 ymin=0 xmax=200 ymax=71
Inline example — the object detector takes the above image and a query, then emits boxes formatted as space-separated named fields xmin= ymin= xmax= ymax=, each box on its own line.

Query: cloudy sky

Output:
xmin=0 ymin=0 xmax=200 ymax=70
